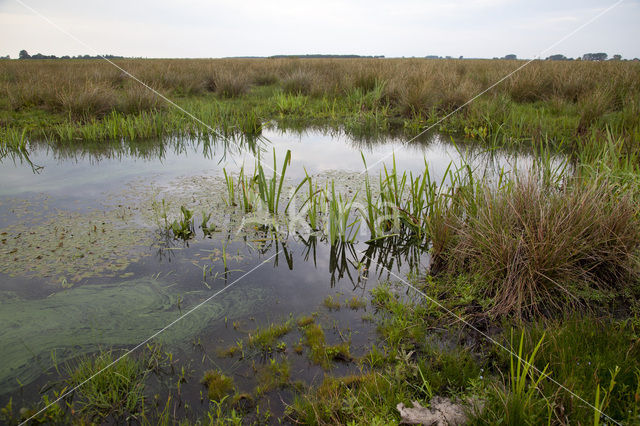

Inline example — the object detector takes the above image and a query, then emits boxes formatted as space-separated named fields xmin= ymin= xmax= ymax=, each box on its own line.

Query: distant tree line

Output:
xmin=269 ymin=54 xmax=385 ymax=59
xmin=491 ymin=52 xmax=633 ymax=61
xmin=17 ymin=50 xmax=123 ymax=60
xmin=8 ymin=50 xmax=637 ymax=62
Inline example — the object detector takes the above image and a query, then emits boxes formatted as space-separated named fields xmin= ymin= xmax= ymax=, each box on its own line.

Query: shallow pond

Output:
xmin=0 ymin=128 xmax=542 ymax=417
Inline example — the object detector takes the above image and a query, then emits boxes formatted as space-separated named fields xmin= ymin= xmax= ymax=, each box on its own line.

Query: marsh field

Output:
xmin=1 ymin=58 xmax=640 ymax=425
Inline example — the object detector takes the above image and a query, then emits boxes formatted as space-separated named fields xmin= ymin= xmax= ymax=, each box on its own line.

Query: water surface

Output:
xmin=0 ymin=128 xmax=539 ymax=414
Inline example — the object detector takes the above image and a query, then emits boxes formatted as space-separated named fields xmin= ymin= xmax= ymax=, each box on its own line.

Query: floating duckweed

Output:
xmin=0 ymin=169 xmax=369 ymax=285
xmin=0 ymin=197 xmax=151 ymax=284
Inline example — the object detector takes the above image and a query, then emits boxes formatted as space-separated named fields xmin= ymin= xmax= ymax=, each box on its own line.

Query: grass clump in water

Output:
xmin=217 ymin=343 xmax=241 ymax=358
xmin=288 ymin=372 xmax=406 ymax=424
xmin=202 ymin=369 xmax=235 ymax=401
xmin=247 ymin=320 xmax=293 ymax=353
xmin=345 ymin=296 xmax=367 ymax=310
xmin=255 ymin=359 xmax=291 ymax=396
xmin=296 ymin=314 xmax=316 ymax=328
xmin=322 ymin=295 xmax=341 ymax=310
xmin=304 ymin=323 xmax=352 ymax=368
xmin=64 ymin=351 xmax=147 ymax=422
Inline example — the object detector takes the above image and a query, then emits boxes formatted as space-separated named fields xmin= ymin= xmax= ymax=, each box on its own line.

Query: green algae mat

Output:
xmin=0 ymin=277 xmax=269 ymax=393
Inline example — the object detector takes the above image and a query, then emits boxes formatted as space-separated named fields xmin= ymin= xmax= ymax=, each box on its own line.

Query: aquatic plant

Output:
xmin=303 ymin=323 xmax=352 ymax=368
xmin=322 ymin=295 xmax=341 ymax=311
xmin=64 ymin=351 xmax=148 ymax=422
xmin=296 ymin=315 xmax=315 ymax=328
xmin=325 ymin=182 xmax=360 ymax=245
xmin=253 ymin=149 xmax=305 ymax=215
xmin=247 ymin=321 xmax=293 ymax=353
xmin=345 ymin=296 xmax=367 ymax=310
xmin=202 ymin=370 xmax=235 ymax=401
xmin=255 ymin=359 xmax=291 ymax=395
xmin=170 ymin=205 xmax=195 ymax=240
xmin=223 ymin=168 xmax=236 ymax=206
xmin=200 ymin=211 xmax=217 ymax=236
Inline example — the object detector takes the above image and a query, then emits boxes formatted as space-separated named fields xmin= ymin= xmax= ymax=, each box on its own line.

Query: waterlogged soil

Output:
xmin=0 ymin=128 xmax=537 ymax=417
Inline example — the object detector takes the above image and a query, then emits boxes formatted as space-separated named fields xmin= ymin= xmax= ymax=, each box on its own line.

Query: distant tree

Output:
xmin=459 ymin=55 xmax=463 ymax=59
xmin=611 ymin=54 xmax=622 ymax=61
xmin=504 ymin=54 xmax=517 ymax=60
xmin=547 ymin=54 xmax=568 ymax=61
xmin=0 ymin=55 xmax=10 ymax=60
xmin=582 ymin=52 xmax=607 ymax=61
xmin=19 ymin=49 xmax=30 ymax=59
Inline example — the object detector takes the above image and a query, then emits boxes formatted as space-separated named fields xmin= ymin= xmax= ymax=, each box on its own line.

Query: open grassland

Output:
xmin=1 ymin=58 xmax=639 ymax=151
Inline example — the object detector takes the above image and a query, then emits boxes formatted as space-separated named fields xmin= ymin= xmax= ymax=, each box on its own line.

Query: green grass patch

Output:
xmin=303 ymin=323 xmax=352 ymax=368
xmin=322 ymin=295 xmax=341 ymax=311
xmin=255 ymin=359 xmax=291 ymax=396
xmin=247 ymin=320 xmax=293 ymax=353
xmin=202 ymin=369 xmax=236 ymax=402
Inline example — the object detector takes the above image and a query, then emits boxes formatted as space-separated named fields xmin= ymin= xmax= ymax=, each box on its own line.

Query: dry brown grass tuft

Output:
xmin=431 ymin=177 xmax=640 ymax=317
xmin=282 ymin=68 xmax=315 ymax=95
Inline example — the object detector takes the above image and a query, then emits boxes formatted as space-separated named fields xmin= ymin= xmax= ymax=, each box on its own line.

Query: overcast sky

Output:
xmin=1 ymin=0 xmax=639 ymax=59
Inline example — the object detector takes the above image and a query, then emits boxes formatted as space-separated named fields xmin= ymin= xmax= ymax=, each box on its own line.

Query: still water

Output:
xmin=0 ymin=128 xmax=534 ymax=415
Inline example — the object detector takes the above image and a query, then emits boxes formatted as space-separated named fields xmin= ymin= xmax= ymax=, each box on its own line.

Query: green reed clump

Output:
xmin=302 ymin=172 xmax=323 ymax=231
xmin=471 ymin=331 xmax=551 ymax=425
xmin=359 ymin=154 xmax=454 ymax=242
xmin=225 ymin=149 xmax=308 ymax=215
xmin=0 ymin=128 xmax=34 ymax=165
xmin=254 ymin=149 xmax=291 ymax=214
xmin=478 ymin=318 xmax=640 ymax=424
xmin=223 ymin=169 xmax=236 ymax=206
xmin=273 ymin=92 xmax=308 ymax=115
xmin=325 ymin=182 xmax=360 ymax=245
